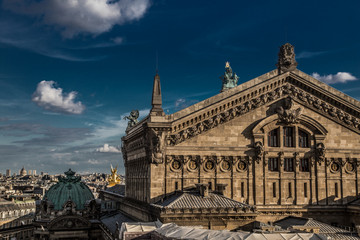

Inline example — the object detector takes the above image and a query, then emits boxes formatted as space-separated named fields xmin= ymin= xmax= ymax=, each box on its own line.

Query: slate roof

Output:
xmin=105 ymin=184 xmax=125 ymax=196
xmin=155 ymin=223 xmax=325 ymax=240
xmin=348 ymin=197 xmax=360 ymax=206
xmin=152 ymin=191 xmax=253 ymax=210
xmin=275 ymin=217 xmax=360 ymax=240
xmin=101 ymin=211 xmax=134 ymax=235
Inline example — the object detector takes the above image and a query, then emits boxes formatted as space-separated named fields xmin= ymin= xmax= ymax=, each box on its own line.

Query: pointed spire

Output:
xmin=150 ymin=73 xmax=164 ymax=116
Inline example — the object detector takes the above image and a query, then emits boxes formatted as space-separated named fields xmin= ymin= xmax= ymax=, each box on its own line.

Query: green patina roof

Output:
xmin=44 ymin=169 xmax=94 ymax=210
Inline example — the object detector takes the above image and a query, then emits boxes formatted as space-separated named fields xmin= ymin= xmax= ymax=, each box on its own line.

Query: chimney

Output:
xmin=215 ymin=183 xmax=227 ymax=195
xmin=150 ymin=73 xmax=164 ymax=116
xmin=196 ymin=183 xmax=209 ymax=197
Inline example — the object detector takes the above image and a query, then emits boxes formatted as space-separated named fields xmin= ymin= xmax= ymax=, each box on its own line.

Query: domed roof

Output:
xmin=44 ymin=169 xmax=94 ymax=210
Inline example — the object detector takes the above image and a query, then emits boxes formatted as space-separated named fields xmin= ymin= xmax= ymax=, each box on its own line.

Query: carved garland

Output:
xmin=168 ymin=83 xmax=360 ymax=145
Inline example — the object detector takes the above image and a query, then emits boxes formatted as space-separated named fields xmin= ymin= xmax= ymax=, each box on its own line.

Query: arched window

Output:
xmin=299 ymin=129 xmax=309 ymax=148
xmin=268 ymin=128 xmax=279 ymax=147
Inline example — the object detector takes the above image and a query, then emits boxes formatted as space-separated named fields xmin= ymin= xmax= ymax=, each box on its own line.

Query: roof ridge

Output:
xmin=166 ymin=192 xmax=187 ymax=208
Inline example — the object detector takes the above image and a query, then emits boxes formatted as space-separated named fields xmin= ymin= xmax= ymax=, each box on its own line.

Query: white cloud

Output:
xmin=111 ymin=37 xmax=124 ymax=44
xmin=32 ymin=80 xmax=85 ymax=114
xmin=96 ymin=144 xmax=121 ymax=153
xmin=312 ymin=72 xmax=358 ymax=84
xmin=297 ymin=51 xmax=327 ymax=59
xmin=175 ymin=98 xmax=186 ymax=107
xmin=87 ymin=159 xmax=102 ymax=165
xmin=3 ymin=0 xmax=151 ymax=38
xmin=92 ymin=109 xmax=149 ymax=140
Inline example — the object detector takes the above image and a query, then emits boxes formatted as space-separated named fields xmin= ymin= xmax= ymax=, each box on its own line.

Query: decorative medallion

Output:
xmin=345 ymin=162 xmax=356 ymax=174
xmin=66 ymin=220 xmax=74 ymax=228
xmin=221 ymin=160 xmax=231 ymax=172
xmin=188 ymin=160 xmax=197 ymax=171
xmin=237 ymin=160 xmax=248 ymax=172
xmin=205 ymin=160 xmax=215 ymax=171
xmin=330 ymin=162 xmax=340 ymax=173
xmin=171 ymin=160 xmax=181 ymax=171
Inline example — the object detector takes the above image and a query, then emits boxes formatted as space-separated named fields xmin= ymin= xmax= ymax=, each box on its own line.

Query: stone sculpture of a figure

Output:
xmin=277 ymin=43 xmax=298 ymax=73
xmin=220 ymin=61 xmax=239 ymax=92
xmin=123 ymin=110 xmax=139 ymax=128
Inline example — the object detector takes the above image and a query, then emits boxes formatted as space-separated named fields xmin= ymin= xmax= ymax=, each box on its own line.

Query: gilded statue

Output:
xmin=107 ymin=165 xmax=121 ymax=187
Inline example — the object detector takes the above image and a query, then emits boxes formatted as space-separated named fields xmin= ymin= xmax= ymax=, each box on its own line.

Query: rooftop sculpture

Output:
xmin=124 ymin=110 xmax=139 ymax=129
xmin=220 ymin=61 xmax=239 ymax=92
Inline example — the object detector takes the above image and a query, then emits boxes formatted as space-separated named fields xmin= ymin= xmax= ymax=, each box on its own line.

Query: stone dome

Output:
xmin=44 ymin=169 xmax=94 ymax=210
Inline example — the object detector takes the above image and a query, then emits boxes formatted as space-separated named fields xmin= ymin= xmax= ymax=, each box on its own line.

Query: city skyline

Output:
xmin=0 ymin=0 xmax=360 ymax=174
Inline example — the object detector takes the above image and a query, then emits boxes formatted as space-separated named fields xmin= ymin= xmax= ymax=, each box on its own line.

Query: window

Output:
xmin=335 ymin=182 xmax=339 ymax=198
xmin=241 ymin=182 xmax=244 ymax=197
xmin=268 ymin=158 xmax=279 ymax=171
xmin=300 ymin=158 xmax=309 ymax=172
xmin=284 ymin=158 xmax=294 ymax=172
xmin=208 ymin=182 xmax=212 ymax=190
xmin=299 ymin=129 xmax=309 ymax=148
xmin=273 ymin=182 xmax=277 ymax=197
xmin=175 ymin=182 xmax=178 ymax=190
xmin=288 ymin=182 xmax=292 ymax=198
xmin=304 ymin=183 xmax=308 ymax=198
xmin=283 ymin=127 xmax=294 ymax=147
xmin=268 ymin=128 xmax=279 ymax=147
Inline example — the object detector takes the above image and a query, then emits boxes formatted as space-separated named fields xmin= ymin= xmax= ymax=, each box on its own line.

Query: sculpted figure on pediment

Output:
xmin=276 ymin=97 xmax=302 ymax=124
xmin=277 ymin=43 xmax=298 ymax=73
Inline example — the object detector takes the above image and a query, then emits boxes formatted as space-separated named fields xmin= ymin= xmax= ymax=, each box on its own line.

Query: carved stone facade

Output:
xmin=122 ymin=43 xmax=360 ymax=228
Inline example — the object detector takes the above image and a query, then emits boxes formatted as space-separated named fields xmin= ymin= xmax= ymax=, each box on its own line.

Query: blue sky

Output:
xmin=0 ymin=0 xmax=359 ymax=174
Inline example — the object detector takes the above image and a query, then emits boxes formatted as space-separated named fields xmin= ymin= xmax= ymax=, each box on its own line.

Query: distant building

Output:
xmin=33 ymin=169 xmax=102 ymax=239
xmin=33 ymin=170 xmax=36 ymax=176
xmin=19 ymin=166 xmax=26 ymax=176
xmin=28 ymin=170 xmax=32 ymax=175
xmin=5 ymin=169 xmax=10 ymax=177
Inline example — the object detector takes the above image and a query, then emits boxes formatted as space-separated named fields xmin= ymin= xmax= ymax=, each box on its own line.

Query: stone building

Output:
xmin=120 ymin=43 xmax=360 ymax=229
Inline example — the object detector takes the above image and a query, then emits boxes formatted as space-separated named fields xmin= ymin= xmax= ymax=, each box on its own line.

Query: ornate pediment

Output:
xmin=168 ymin=74 xmax=360 ymax=146
xmin=48 ymin=215 xmax=91 ymax=231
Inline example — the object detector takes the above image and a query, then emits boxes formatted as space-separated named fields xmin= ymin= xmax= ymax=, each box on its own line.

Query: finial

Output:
xmin=64 ymin=169 xmax=75 ymax=177
xmin=225 ymin=61 xmax=230 ymax=68
xmin=276 ymin=43 xmax=297 ymax=73
xmin=156 ymin=50 xmax=159 ymax=74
